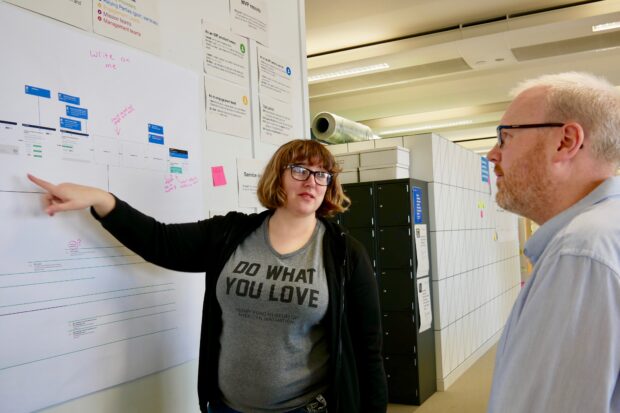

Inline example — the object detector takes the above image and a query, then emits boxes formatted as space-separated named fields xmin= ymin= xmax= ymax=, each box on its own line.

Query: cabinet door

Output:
xmin=382 ymin=311 xmax=416 ymax=354
xmin=379 ymin=269 xmax=414 ymax=311
xmin=377 ymin=226 xmax=412 ymax=269
xmin=376 ymin=181 xmax=410 ymax=227
xmin=384 ymin=354 xmax=420 ymax=404
xmin=341 ymin=184 xmax=374 ymax=228
xmin=347 ymin=227 xmax=376 ymax=268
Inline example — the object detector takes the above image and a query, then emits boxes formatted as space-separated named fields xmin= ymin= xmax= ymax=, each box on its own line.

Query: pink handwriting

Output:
xmin=68 ymin=238 xmax=82 ymax=252
xmin=164 ymin=175 xmax=199 ymax=193
xmin=90 ymin=49 xmax=131 ymax=70
xmin=111 ymin=105 xmax=135 ymax=136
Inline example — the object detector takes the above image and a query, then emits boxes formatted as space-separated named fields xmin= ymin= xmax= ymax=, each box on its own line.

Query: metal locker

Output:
xmin=376 ymin=182 xmax=410 ymax=227
xmin=381 ymin=311 xmax=416 ymax=354
xmin=379 ymin=269 xmax=415 ymax=311
xmin=341 ymin=183 xmax=374 ymax=228
xmin=377 ymin=226 xmax=412 ymax=269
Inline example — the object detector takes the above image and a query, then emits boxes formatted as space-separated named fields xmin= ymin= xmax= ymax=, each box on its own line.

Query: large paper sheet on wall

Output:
xmin=5 ymin=0 xmax=93 ymax=30
xmin=93 ymin=0 xmax=161 ymax=54
xmin=0 ymin=3 xmax=204 ymax=413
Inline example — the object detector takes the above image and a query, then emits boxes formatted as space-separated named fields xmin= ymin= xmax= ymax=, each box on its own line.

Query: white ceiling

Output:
xmin=305 ymin=0 xmax=620 ymax=153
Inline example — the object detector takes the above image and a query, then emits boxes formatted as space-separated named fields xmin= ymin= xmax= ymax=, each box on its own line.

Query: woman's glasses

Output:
xmin=286 ymin=164 xmax=333 ymax=186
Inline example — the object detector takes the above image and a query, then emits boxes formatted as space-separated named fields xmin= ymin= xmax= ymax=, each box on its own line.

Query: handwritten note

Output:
xmin=89 ymin=49 xmax=131 ymax=70
xmin=164 ymin=174 xmax=199 ymax=193
xmin=111 ymin=104 xmax=135 ymax=136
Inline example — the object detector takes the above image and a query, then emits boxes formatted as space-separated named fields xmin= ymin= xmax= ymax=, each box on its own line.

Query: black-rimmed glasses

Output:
xmin=286 ymin=164 xmax=333 ymax=186
xmin=496 ymin=123 xmax=565 ymax=148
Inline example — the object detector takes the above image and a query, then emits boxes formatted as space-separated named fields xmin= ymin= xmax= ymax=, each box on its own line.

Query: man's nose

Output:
xmin=487 ymin=144 xmax=501 ymax=163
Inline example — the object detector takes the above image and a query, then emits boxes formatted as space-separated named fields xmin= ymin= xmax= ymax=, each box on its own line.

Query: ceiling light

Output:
xmin=379 ymin=120 xmax=474 ymax=136
xmin=308 ymin=63 xmax=389 ymax=82
xmin=592 ymin=21 xmax=620 ymax=32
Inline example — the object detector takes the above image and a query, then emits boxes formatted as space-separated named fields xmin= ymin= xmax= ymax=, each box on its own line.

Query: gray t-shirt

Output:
xmin=216 ymin=218 xmax=329 ymax=413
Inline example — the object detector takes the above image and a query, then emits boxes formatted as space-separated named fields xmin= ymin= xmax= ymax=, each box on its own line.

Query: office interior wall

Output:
xmin=0 ymin=0 xmax=309 ymax=412
xmin=404 ymin=133 xmax=521 ymax=390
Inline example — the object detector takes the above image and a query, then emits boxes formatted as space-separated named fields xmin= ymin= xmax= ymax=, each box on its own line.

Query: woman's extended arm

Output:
xmin=27 ymin=174 xmax=116 ymax=218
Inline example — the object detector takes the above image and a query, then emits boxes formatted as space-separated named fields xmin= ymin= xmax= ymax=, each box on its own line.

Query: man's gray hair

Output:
xmin=511 ymin=72 xmax=620 ymax=166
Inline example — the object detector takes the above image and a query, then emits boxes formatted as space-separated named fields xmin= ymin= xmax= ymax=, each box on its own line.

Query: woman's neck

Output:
xmin=268 ymin=208 xmax=318 ymax=254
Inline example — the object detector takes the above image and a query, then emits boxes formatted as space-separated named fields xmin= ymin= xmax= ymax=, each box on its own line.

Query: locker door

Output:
xmin=341 ymin=183 xmax=374 ymax=228
xmin=384 ymin=354 xmax=420 ymax=404
xmin=377 ymin=226 xmax=413 ymax=269
xmin=382 ymin=311 xmax=416 ymax=354
xmin=347 ymin=227 xmax=376 ymax=268
xmin=376 ymin=181 xmax=410 ymax=227
xmin=379 ymin=269 xmax=414 ymax=311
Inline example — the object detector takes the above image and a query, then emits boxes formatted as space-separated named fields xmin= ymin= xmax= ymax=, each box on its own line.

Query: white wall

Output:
xmin=404 ymin=133 xmax=521 ymax=390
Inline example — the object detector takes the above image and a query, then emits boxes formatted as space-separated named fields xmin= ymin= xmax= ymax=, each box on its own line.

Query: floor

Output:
xmin=387 ymin=344 xmax=496 ymax=413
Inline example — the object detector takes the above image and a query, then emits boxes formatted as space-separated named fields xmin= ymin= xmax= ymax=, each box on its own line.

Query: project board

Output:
xmin=0 ymin=3 xmax=204 ymax=413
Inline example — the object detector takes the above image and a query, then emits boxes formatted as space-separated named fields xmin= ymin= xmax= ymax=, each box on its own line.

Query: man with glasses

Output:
xmin=486 ymin=72 xmax=620 ymax=412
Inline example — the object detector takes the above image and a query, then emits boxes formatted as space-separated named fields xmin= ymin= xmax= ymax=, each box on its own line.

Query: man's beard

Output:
xmin=495 ymin=144 xmax=552 ymax=220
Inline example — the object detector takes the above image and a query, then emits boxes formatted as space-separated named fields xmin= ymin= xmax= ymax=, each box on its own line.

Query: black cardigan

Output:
xmin=95 ymin=198 xmax=387 ymax=412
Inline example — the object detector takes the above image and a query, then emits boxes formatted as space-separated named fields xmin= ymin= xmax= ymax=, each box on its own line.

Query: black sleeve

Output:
xmin=91 ymin=196 xmax=233 ymax=273
xmin=346 ymin=236 xmax=388 ymax=412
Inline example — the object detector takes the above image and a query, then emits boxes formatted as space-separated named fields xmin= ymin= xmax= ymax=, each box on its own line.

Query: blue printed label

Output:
xmin=58 ymin=93 xmax=80 ymax=105
xmin=25 ymin=85 xmax=51 ymax=98
xmin=481 ymin=157 xmax=489 ymax=183
xmin=413 ymin=186 xmax=423 ymax=224
xmin=148 ymin=123 xmax=164 ymax=134
xmin=60 ymin=117 xmax=82 ymax=131
xmin=149 ymin=134 xmax=164 ymax=145
xmin=169 ymin=148 xmax=188 ymax=159
xmin=66 ymin=105 xmax=88 ymax=119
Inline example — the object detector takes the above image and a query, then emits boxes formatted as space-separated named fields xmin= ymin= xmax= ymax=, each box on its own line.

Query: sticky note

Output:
xmin=212 ymin=166 xmax=227 ymax=187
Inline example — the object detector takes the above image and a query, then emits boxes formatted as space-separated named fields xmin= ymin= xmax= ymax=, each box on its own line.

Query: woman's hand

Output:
xmin=27 ymin=174 xmax=116 ymax=218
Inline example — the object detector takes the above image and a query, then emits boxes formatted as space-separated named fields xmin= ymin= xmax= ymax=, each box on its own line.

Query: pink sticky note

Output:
xmin=211 ymin=166 xmax=227 ymax=187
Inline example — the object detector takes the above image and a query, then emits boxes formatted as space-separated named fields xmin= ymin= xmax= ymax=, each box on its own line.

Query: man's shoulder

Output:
xmin=565 ymin=196 xmax=620 ymax=236
xmin=555 ymin=197 xmax=620 ymax=268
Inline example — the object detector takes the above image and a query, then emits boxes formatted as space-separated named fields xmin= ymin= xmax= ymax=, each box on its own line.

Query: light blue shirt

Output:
xmin=488 ymin=176 xmax=620 ymax=413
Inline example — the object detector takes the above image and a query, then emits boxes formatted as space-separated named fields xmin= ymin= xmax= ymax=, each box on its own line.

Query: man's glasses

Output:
xmin=496 ymin=123 xmax=565 ymax=148
xmin=286 ymin=164 xmax=333 ymax=186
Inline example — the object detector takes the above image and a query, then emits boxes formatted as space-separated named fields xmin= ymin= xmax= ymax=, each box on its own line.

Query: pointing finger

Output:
xmin=27 ymin=174 xmax=55 ymax=192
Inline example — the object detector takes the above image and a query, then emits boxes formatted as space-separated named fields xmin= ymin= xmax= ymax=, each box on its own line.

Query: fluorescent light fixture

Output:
xmin=592 ymin=21 xmax=620 ymax=32
xmin=379 ymin=120 xmax=474 ymax=136
xmin=308 ymin=63 xmax=389 ymax=82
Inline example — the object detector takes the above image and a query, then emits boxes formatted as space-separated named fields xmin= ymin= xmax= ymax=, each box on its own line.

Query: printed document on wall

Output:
xmin=237 ymin=158 xmax=266 ymax=208
xmin=205 ymin=75 xmax=251 ymax=139
xmin=414 ymin=224 xmax=430 ymax=277
xmin=4 ymin=0 xmax=93 ymax=30
xmin=93 ymin=0 xmax=161 ymax=54
xmin=229 ymin=0 xmax=269 ymax=45
xmin=417 ymin=277 xmax=432 ymax=333
xmin=0 ymin=4 xmax=204 ymax=413
xmin=202 ymin=21 xmax=250 ymax=86
xmin=259 ymin=94 xmax=293 ymax=146
xmin=257 ymin=46 xmax=293 ymax=103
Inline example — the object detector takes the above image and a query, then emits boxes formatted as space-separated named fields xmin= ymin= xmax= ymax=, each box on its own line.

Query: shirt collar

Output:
xmin=524 ymin=176 xmax=620 ymax=264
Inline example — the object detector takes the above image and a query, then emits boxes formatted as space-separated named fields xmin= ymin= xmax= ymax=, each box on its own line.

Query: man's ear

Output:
xmin=554 ymin=122 xmax=584 ymax=161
